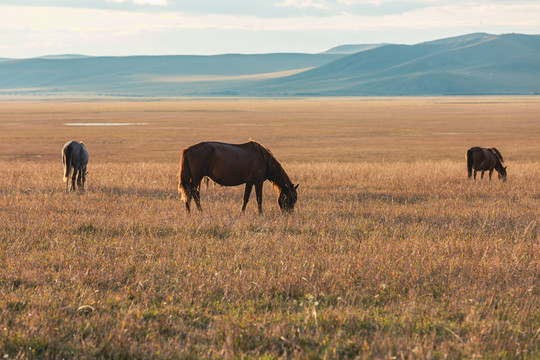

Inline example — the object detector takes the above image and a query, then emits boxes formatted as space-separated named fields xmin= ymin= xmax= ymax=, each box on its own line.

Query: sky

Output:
xmin=1 ymin=0 xmax=540 ymax=58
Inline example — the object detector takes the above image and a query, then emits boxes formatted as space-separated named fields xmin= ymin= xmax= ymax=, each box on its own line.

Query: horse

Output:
xmin=466 ymin=146 xmax=507 ymax=181
xmin=178 ymin=141 xmax=298 ymax=213
xmin=62 ymin=140 xmax=89 ymax=191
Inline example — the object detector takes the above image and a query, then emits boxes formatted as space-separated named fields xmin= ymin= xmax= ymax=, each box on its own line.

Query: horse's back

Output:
xmin=467 ymin=146 xmax=496 ymax=170
xmin=186 ymin=141 xmax=265 ymax=186
xmin=188 ymin=141 xmax=260 ymax=163
xmin=467 ymin=146 xmax=483 ymax=156
xmin=468 ymin=146 xmax=487 ymax=161
xmin=189 ymin=141 xmax=254 ymax=154
xmin=63 ymin=141 xmax=89 ymax=167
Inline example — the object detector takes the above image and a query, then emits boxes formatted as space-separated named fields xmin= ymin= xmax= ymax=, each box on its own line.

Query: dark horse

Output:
xmin=178 ymin=141 xmax=298 ymax=213
xmin=62 ymin=140 xmax=89 ymax=191
xmin=466 ymin=146 xmax=507 ymax=181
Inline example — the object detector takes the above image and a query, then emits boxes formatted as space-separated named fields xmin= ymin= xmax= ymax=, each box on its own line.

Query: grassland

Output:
xmin=0 ymin=98 xmax=539 ymax=358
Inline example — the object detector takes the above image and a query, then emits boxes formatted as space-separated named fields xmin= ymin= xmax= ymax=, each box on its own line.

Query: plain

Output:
xmin=0 ymin=98 xmax=539 ymax=358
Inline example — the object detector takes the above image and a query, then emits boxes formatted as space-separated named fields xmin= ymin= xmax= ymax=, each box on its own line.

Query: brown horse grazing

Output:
xmin=178 ymin=141 xmax=298 ymax=213
xmin=466 ymin=146 xmax=507 ymax=181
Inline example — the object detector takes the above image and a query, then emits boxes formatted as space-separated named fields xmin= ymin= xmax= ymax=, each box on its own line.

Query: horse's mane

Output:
xmin=248 ymin=140 xmax=291 ymax=187
xmin=488 ymin=147 xmax=504 ymax=163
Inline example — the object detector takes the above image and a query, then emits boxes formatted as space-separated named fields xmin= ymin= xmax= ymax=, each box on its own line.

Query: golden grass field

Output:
xmin=0 ymin=98 xmax=539 ymax=358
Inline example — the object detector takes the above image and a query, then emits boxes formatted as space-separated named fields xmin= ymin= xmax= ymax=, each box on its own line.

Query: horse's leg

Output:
xmin=184 ymin=195 xmax=191 ymax=212
xmin=473 ymin=170 xmax=477 ymax=180
xmin=489 ymin=169 xmax=493 ymax=180
xmin=255 ymin=182 xmax=263 ymax=214
xmin=242 ymin=183 xmax=253 ymax=212
xmin=193 ymin=186 xmax=203 ymax=211
xmin=71 ymin=166 xmax=78 ymax=191
xmin=81 ymin=167 xmax=86 ymax=191
xmin=76 ymin=169 xmax=83 ymax=190
xmin=480 ymin=171 xmax=485 ymax=180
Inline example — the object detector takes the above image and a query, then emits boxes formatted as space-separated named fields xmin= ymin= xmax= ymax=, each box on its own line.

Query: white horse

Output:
xmin=62 ymin=141 xmax=89 ymax=191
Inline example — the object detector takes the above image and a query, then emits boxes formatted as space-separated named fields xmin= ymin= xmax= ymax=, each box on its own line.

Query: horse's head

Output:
xmin=278 ymin=183 xmax=299 ymax=212
xmin=498 ymin=166 xmax=507 ymax=182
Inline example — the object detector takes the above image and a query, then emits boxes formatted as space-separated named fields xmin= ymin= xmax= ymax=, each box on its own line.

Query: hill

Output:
xmin=1 ymin=33 xmax=539 ymax=97
xmin=256 ymin=33 xmax=540 ymax=96
xmin=37 ymin=54 xmax=90 ymax=60
xmin=322 ymin=44 xmax=388 ymax=54
xmin=0 ymin=53 xmax=343 ymax=97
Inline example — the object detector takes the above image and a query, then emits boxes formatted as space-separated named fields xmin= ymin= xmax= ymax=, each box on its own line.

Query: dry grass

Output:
xmin=1 ymin=97 xmax=539 ymax=163
xmin=0 ymin=98 xmax=539 ymax=358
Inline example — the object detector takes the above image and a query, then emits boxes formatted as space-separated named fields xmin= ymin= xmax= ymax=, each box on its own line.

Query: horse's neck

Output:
xmin=489 ymin=153 xmax=503 ymax=171
xmin=267 ymin=162 xmax=291 ymax=190
xmin=486 ymin=150 xmax=498 ymax=166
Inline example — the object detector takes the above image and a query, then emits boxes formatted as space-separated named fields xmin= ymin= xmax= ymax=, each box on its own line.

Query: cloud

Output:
xmin=107 ymin=0 xmax=169 ymax=5
xmin=3 ymin=3 xmax=539 ymax=33
xmin=0 ymin=2 xmax=539 ymax=57
xmin=275 ymin=0 xmax=330 ymax=10
xmin=133 ymin=0 xmax=169 ymax=5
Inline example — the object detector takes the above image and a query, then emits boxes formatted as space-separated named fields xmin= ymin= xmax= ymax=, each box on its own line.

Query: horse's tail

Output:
xmin=466 ymin=148 xmax=473 ymax=178
xmin=489 ymin=147 xmax=504 ymax=163
xmin=63 ymin=143 xmax=72 ymax=183
xmin=178 ymin=148 xmax=192 ymax=202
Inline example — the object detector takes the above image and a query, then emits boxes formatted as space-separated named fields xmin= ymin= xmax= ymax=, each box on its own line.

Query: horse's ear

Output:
xmin=294 ymin=184 xmax=299 ymax=190
xmin=504 ymin=166 xmax=507 ymax=170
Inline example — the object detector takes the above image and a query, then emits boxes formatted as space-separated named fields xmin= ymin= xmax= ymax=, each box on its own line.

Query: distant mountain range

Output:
xmin=1 ymin=33 xmax=539 ymax=97
xmin=259 ymin=33 xmax=540 ymax=96
xmin=322 ymin=44 xmax=388 ymax=55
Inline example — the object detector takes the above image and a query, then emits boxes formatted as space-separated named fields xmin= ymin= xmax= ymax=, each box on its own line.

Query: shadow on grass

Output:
xmin=70 ymin=222 xmax=180 ymax=239
xmin=93 ymin=186 xmax=175 ymax=200
xmin=0 ymin=186 xmax=175 ymax=199
xmin=356 ymin=192 xmax=428 ymax=205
